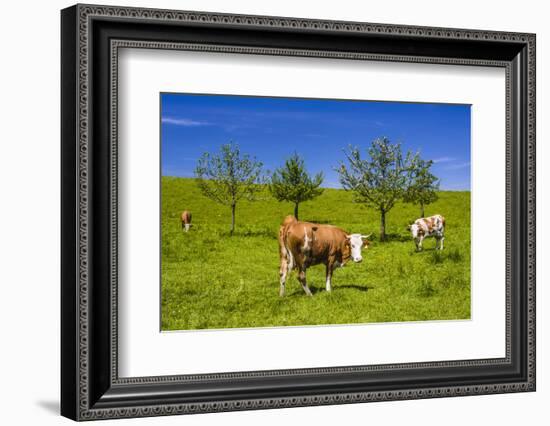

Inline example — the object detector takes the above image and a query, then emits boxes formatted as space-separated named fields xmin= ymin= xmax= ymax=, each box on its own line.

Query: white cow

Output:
xmin=409 ymin=214 xmax=446 ymax=251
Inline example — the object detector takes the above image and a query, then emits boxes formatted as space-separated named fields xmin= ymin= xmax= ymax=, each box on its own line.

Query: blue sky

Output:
xmin=161 ymin=93 xmax=471 ymax=190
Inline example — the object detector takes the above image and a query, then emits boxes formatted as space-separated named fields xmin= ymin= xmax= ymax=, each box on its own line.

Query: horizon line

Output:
xmin=161 ymin=175 xmax=471 ymax=192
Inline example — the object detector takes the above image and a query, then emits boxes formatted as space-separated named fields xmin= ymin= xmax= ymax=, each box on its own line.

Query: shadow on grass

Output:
xmin=336 ymin=284 xmax=373 ymax=292
xmin=287 ymin=283 xmax=372 ymax=297
xmin=378 ymin=233 xmax=410 ymax=243
xmin=215 ymin=229 xmax=277 ymax=238
xmin=303 ymin=218 xmax=335 ymax=224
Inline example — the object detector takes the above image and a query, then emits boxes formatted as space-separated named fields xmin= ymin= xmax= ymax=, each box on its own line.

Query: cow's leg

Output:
xmin=325 ymin=264 xmax=333 ymax=292
xmin=439 ymin=236 xmax=445 ymax=250
xmin=298 ymin=268 xmax=313 ymax=296
xmin=184 ymin=223 xmax=190 ymax=232
xmin=418 ymin=236 xmax=424 ymax=251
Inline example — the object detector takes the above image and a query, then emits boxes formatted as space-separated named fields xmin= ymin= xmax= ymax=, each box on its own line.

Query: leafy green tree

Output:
xmin=194 ymin=143 xmax=263 ymax=235
xmin=337 ymin=137 xmax=416 ymax=241
xmin=404 ymin=158 xmax=440 ymax=218
xmin=268 ymin=153 xmax=324 ymax=220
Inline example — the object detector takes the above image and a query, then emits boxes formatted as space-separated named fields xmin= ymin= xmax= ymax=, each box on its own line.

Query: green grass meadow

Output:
xmin=161 ymin=177 xmax=471 ymax=331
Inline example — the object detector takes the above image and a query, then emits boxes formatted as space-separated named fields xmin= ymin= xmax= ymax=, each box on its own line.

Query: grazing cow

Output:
xmin=409 ymin=214 xmax=445 ymax=251
xmin=181 ymin=210 xmax=192 ymax=232
xmin=278 ymin=215 xmax=370 ymax=297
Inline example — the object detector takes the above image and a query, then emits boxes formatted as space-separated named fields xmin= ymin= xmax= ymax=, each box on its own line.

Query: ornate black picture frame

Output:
xmin=61 ymin=4 xmax=536 ymax=421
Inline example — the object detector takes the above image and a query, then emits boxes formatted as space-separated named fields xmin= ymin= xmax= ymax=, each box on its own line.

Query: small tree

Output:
xmin=194 ymin=143 xmax=263 ymax=235
xmin=404 ymin=158 xmax=440 ymax=217
xmin=337 ymin=137 xmax=415 ymax=241
xmin=268 ymin=153 xmax=324 ymax=220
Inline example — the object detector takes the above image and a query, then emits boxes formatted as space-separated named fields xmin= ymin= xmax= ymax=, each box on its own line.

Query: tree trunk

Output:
xmin=380 ymin=209 xmax=386 ymax=242
xmin=230 ymin=203 xmax=236 ymax=235
xmin=420 ymin=202 xmax=425 ymax=218
xmin=294 ymin=202 xmax=299 ymax=220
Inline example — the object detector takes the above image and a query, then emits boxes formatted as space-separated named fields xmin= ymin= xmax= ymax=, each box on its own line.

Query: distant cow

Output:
xmin=181 ymin=210 xmax=192 ymax=232
xmin=278 ymin=215 xmax=370 ymax=297
xmin=409 ymin=214 xmax=445 ymax=251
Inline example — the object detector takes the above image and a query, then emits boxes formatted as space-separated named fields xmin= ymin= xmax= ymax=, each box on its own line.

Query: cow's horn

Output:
xmin=362 ymin=234 xmax=372 ymax=239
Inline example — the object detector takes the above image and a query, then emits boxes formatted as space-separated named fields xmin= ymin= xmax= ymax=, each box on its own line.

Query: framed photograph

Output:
xmin=61 ymin=4 xmax=536 ymax=421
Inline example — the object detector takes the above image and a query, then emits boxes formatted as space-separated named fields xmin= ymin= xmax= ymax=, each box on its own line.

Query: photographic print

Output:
xmin=160 ymin=93 xmax=471 ymax=331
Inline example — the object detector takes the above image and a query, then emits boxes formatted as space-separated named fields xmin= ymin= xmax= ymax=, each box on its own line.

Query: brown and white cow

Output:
xmin=409 ymin=214 xmax=445 ymax=251
xmin=181 ymin=210 xmax=192 ymax=232
xmin=278 ymin=215 xmax=370 ymax=297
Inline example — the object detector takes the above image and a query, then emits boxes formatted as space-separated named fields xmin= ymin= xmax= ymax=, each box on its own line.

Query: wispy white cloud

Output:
xmin=432 ymin=156 xmax=455 ymax=164
xmin=443 ymin=161 xmax=470 ymax=170
xmin=162 ymin=117 xmax=212 ymax=127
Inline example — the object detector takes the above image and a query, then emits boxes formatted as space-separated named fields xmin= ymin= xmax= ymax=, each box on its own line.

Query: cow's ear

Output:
xmin=361 ymin=237 xmax=371 ymax=249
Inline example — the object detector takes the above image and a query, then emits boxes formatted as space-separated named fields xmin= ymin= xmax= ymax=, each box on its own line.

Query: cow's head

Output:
xmin=409 ymin=223 xmax=420 ymax=239
xmin=346 ymin=234 xmax=371 ymax=263
xmin=409 ymin=222 xmax=426 ymax=251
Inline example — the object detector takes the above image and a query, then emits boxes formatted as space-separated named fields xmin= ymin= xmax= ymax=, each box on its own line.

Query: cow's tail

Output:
xmin=281 ymin=228 xmax=296 ymax=272
xmin=279 ymin=216 xmax=298 ymax=270
xmin=302 ymin=226 xmax=317 ymax=252
xmin=286 ymin=230 xmax=296 ymax=271
xmin=286 ymin=244 xmax=295 ymax=271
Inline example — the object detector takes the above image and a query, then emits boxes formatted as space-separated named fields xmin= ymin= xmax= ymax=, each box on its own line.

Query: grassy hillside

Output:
xmin=161 ymin=177 xmax=470 ymax=330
